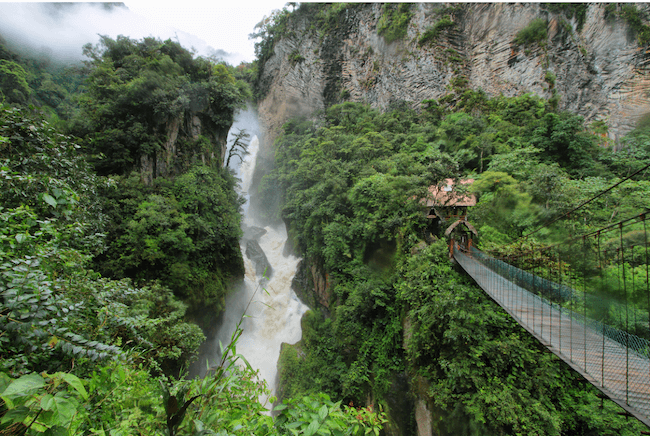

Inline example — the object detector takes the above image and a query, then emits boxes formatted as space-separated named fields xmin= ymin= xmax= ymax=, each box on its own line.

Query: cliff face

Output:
xmin=139 ymin=112 xmax=229 ymax=185
xmin=257 ymin=3 xmax=650 ymax=144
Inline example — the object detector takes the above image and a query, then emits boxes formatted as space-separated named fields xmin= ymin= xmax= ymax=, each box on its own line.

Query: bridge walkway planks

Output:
xmin=453 ymin=247 xmax=650 ymax=428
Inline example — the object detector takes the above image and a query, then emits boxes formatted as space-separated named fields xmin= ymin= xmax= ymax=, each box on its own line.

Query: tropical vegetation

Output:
xmin=260 ymin=87 xmax=649 ymax=434
xmin=0 ymin=30 xmax=386 ymax=434
xmin=3 ymin=2 xmax=650 ymax=435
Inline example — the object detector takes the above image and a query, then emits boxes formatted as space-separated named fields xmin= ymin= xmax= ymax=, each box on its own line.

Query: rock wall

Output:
xmin=291 ymin=258 xmax=331 ymax=312
xmin=257 ymin=3 xmax=650 ymax=145
xmin=140 ymin=112 xmax=228 ymax=185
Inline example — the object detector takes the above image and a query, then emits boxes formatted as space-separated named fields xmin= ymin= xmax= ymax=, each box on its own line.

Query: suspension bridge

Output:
xmin=451 ymin=209 xmax=650 ymax=429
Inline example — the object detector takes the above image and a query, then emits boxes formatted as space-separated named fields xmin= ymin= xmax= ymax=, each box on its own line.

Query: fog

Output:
xmin=0 ymin=3 xmax=241 ymax=64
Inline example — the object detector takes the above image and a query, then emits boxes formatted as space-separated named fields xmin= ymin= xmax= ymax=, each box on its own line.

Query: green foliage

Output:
xmin=0 ymin=314 xmax=388 ymax=435
xmin=0 ymin=60 xmax=31 ymax=104
xmin=530 ymin=111 xmax=602 ymax=177
xmin=0 ymin=105 xmax=205 ymax=380
xmin=251 ymin=8 xmax=294 ymax=63
xmin=418 ymin=16 xmax=456 ymax=47
xmin=0 ymin=37 xmax=87 ymax=123
xmin=0 ymin=206 xmax=121 ymax=375
xmin=6 ymin=25 xmax=650 ymax=433
xmin=232 ymin=61 xmax=257 ymax=94
xmin=604 ymin=119 xmax=650 ymax=178
xmin=0 ymin=20 xmax=396 ymax=436
xmin=249 ymin=6 xmax=295 ymax=99
xmin=72 ymin=35 xmax=246 ymax=175
xmin=265 ymin=103 xmax=438 ymax=411
xmin=264 ymin=102 xmax=435 ymax=260
xmin=289 ymin=49 xmax=306 ymax=66
xmin=277 ymin=311 xmax=347 ymax=402
xmin=562 ymin=177 xmax=650 ymax=232
xmin=95 ymin=164 xmax=245 ymax=314
xmin=274 ymin=392 xmax=387 ymax=436
xmin=0 ymin=107 xmax=103 ymax=241
xmin=614 ymin=4 xmax=650 ymax=46
xmin=544 ymin=3 xmax=589 ymax=31
xmin=544 ymin=70 xmax=556 ymax=88
xmin=513 ymin=18 xmax=548 ymax=47
xmin=1 ymin=323 xmax=223 ymax=434
xmin=265 ymin=92 xmax=650 ymax=433
xmin=377 ymin=3 xmax=414 ymax=43
xmin=0 ymin=371 xmax=89 ymax=434
xmin=469 ymin=171 xmax=538 ymax=240
xmin=397 ymin=241 xmax=647 ymax=436
xmin=0 ymin=198 xmax=205 ymax=379
xmin=590 ymin=119 xmax=608 ymax=134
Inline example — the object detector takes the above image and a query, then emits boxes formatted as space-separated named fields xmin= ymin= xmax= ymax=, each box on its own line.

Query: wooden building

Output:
xmin=423 ymin=178 xmax=478 ymax=244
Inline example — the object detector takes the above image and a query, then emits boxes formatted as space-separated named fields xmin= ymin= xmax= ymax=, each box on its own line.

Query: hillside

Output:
xmin=250 ymin=4 xmax=650 ymax=436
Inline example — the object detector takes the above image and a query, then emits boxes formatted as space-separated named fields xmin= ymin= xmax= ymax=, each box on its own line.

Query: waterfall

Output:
xmin=192 ymin=104 xmax=308 ymax=402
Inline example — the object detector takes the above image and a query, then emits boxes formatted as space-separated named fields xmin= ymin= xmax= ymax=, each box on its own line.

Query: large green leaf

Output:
xmin=0 ymin=373 xmax=45 ymax=400
xmin=0 ymin=406 xmax=30 ymax=425
xmin=318 ymin=404 xmax=329 ymax=421
xmin=273 ymin=402 xmax=289 ymax=412
xmin=52 ymin=393 xmax=78 ymax=425
xmin=41 ymin=393 xmax=55 ymax=411
xmin=59 ymin=372 xmax=88 ymax=400
xmin=43 ymin=193 xmax=57 ymax=207
xmin=305 ymin=419 xmax=320 ymax=436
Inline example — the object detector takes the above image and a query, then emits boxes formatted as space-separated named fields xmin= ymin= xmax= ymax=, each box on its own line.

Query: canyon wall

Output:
xmin=140 ymin=112 xmax=229 ymax=185
xmin=257 ymin=3 xmax=650 ymax=145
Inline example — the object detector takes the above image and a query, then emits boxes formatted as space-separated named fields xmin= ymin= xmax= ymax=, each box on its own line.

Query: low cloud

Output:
xmin=0 ymin=3 xmax=238 ymax=64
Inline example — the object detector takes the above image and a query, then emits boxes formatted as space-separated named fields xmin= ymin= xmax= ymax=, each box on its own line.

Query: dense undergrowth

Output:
xmin=261 ymin=96 xmax=650 ymax=434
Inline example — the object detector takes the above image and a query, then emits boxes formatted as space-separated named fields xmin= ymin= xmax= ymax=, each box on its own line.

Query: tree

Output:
xmin=73 ymin=35 xmax=247 ymax=176
xmin=530 ymin=112 xmax=601 ymax=177
xmin=226 ymin=128 xmax=250 ymax=168
xmin=0 ymin=60 xmax=31 ymax=104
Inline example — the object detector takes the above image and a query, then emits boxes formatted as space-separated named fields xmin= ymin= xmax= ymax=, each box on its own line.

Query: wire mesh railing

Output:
xmin=452 ymin=231 xmax=650 ymax=428
xmin=468 ymin=245 xmax=650 ymax=359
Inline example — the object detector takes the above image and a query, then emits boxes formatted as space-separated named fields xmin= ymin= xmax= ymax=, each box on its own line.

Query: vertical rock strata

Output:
xmin=258 ymin=3 xmax=650 ymax=144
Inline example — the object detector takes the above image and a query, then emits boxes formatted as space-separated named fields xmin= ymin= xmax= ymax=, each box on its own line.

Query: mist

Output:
xmin=0 ymin=3 xmax=241 ymax=64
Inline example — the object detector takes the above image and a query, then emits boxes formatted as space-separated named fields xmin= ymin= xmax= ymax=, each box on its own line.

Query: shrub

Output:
xmin=545 ymin=3 xmax=589 ymax=31
xmin=513 ymin=18 xmax=548 ymax=47
xmin=288 ymin=49 xmax=306 ymax=66
xmin=418 ymin=16 xmax=456 ymax=46
xmin=0 ymin=60 xmax=31 ymax=104
xmin=377 ymin=3 xmax=414 ymax=43
xmin=603 ymin=4 xmax=650 ymax=45
xmin=544 ymin=70 xmax=556 ymax=88
xmin=620 ymin=4 xmax=650 ymax=45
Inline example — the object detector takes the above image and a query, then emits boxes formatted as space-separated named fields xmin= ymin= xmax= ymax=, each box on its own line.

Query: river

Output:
xmin=191 ymin=104 xmax=308 ymax=404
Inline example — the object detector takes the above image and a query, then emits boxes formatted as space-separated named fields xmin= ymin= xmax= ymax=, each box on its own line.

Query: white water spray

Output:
xmin=193 ymin=105 xmax=308 ymax=401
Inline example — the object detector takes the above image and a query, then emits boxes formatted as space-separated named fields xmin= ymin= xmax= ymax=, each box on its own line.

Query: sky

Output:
xmin=123 ymin=1 xmax=289 ymax=64
xmin=0 ymin=1 xmax=289 ymax=65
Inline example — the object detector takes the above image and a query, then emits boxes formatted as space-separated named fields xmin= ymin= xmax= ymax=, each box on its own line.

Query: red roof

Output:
xmin=423 ymin=178 xmax=476 ymax=207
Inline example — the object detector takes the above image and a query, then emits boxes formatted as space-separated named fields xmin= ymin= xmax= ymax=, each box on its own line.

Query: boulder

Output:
xmin=245 ymin=239 xmax=273 ymax=279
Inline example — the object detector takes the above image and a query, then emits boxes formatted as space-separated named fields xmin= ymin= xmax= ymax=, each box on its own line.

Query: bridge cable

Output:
xmin=522 ymin=162 xmax=650 ymax=240
xmin=490 ymin=210 xmax=649 ymax=263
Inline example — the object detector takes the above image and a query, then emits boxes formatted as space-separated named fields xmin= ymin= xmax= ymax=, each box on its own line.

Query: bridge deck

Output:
xmin=454 ymin=248 xmax=650 ymax=428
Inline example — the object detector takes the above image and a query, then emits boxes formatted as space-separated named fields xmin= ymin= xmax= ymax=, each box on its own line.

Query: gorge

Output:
xmin=192 ymin=105 xmax=309 ymax=404
xmin=1 ymin=3 xmax=650 ymax=436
